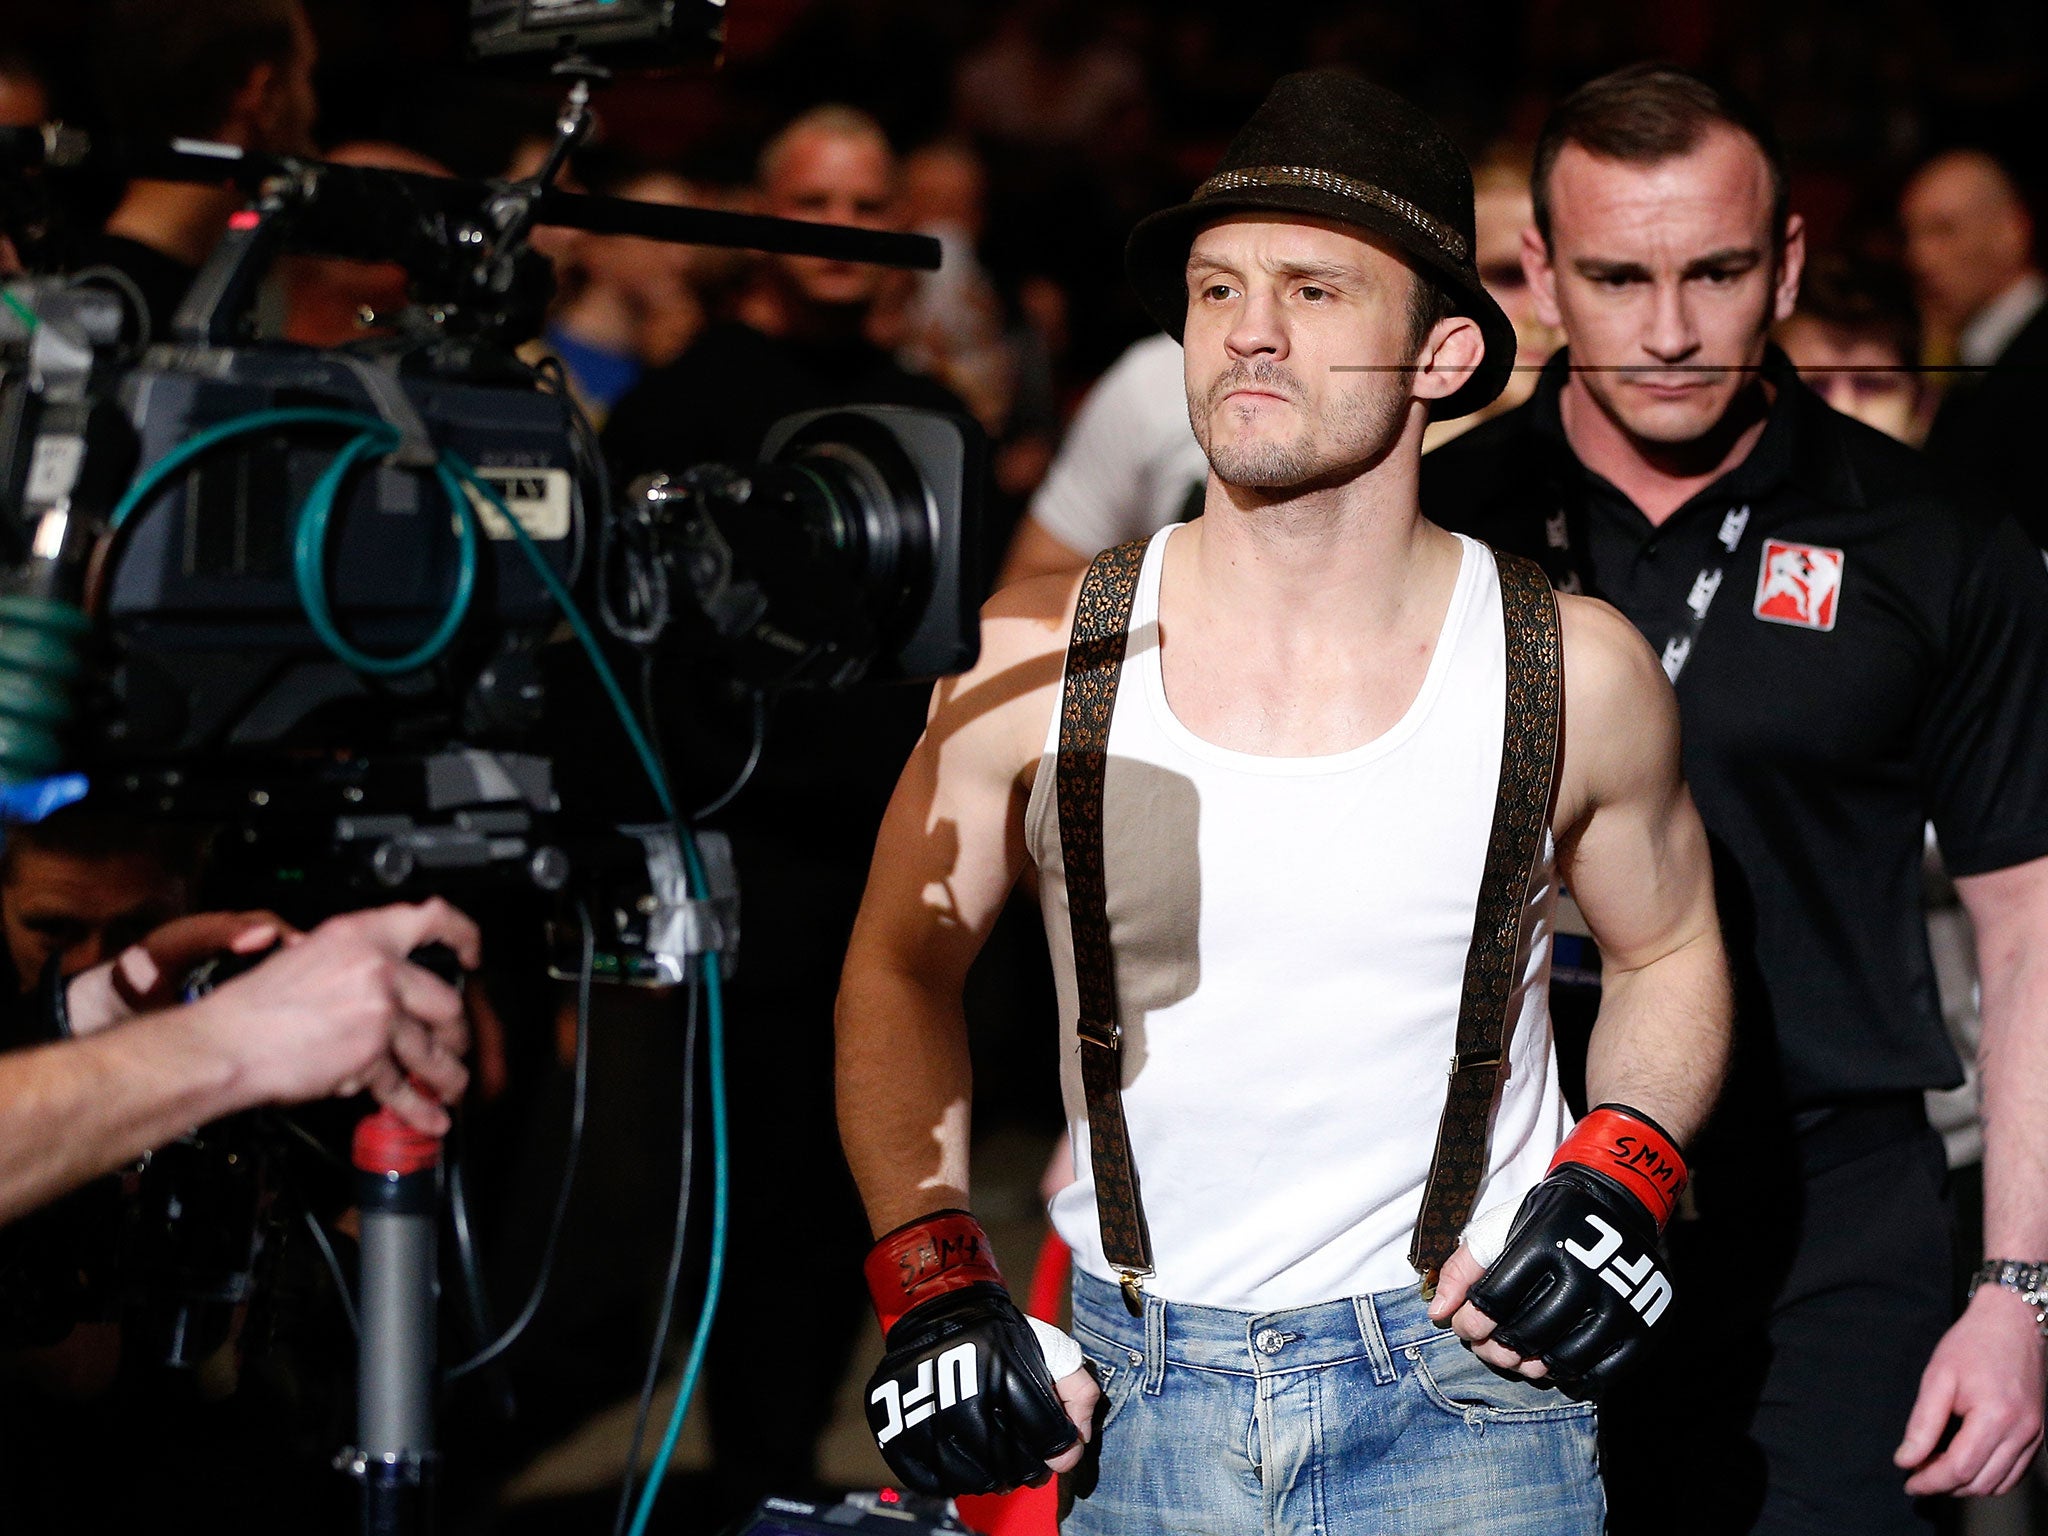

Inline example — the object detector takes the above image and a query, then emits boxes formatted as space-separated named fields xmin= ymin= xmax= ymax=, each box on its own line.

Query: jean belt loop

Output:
xmin=1143 ymin=1290 xmax=1167 ymax=1395
xmin=1353 ymin=1292 xmax=1396 ymax=1386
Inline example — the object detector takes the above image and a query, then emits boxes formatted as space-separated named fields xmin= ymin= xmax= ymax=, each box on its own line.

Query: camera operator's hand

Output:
xmin=186 ymin=899 xmax=480 ymax=1135
xmin=64 ymin=911 xmax=296 ymax=1038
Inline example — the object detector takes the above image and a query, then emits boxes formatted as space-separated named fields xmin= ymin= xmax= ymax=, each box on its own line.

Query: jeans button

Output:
xmin=1255 ymin=1328 xmax=1285 ymax=1356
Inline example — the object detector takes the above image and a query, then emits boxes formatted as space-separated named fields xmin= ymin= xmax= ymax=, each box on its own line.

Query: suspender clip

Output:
xmin=1117 ymin=1269 xmax=1148 ymax=1317
xmin=1077 ymin=1015 xmax=1121 ymax=1051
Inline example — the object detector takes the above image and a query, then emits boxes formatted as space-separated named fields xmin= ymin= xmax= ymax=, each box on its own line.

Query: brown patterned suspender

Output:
xmin=1407 ymin=551 xmax=1563 ymax=1287
xmin=1055 ymin=538 xmax=1154 ymax=1316
xmin=1056 ymin=541 xmax=1562 ymax=1314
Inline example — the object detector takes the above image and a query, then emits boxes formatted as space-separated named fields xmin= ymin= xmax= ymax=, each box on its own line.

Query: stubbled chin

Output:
xmin=1608 ymin=389 xmax=1735 ymax=443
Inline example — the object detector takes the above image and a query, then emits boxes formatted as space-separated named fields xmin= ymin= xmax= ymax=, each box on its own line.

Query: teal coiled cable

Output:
xmin=106 ymin=406 xmax=481 ymax=677
xmin=293 ymin=429 xmax=479 ymax=676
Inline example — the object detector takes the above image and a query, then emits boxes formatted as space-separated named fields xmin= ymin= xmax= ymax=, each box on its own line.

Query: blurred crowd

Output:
xmin=1 ymin=0 xmax=2046 ymax=1531
xmin=7 ymin=0 xmax=2047 ymax=545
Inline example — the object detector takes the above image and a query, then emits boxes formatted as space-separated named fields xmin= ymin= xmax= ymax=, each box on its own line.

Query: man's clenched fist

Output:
xmin=862 ymin=1209 xmax=1094 ymax=1495
xmin=1434 ymin=1104 xmax=1687 ymax=1392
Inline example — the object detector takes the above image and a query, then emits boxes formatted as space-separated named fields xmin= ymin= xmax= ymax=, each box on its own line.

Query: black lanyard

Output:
xmin=1547 ymin=501 xmax=1757 ymax=683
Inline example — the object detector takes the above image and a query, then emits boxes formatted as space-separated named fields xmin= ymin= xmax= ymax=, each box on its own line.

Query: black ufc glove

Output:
xmin=862 ymin=1210 xmax=1079 ymax=1496
xmin=1466 ymin=1103 xmax=1687 ymax=1393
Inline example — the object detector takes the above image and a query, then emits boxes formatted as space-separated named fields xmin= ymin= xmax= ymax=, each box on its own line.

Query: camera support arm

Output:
xmin=100 ymin=133 xmax=938 ymax=349
xmin=112 ymin=141 xmax=942 ymax=273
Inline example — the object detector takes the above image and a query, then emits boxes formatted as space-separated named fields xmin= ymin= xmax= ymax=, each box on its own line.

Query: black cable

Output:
xmin=303 ymin=1208 xmax=360 ymax=1339
xmin=501 ymin=350 xmax=606 ymax=614
xmin=540 ymin=352 xmax=608 ymax=590
xmin=599 ymin=490 xmax=671 ymax=647
xmin=612 ymin=970 xmax=702 ymax=1536
xmin=444 ymin=900 xmax=595 ymax=1381
xmin=691 ymin=689 xmax=767 ymax=820
xmin=566 ymin=359 xmax=670 ymax=649
xmin=272 ymin=1110 xmax=350 ymax=1171
xmin=447 ymin=1117 xmax=500 ymax=1362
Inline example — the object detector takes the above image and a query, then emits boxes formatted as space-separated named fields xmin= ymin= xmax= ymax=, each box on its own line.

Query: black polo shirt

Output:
xmin=1422 ymin=347 xmax=2048 ymax=1107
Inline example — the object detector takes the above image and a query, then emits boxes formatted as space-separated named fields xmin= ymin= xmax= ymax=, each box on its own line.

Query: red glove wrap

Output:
xmin=1549 ymin=1103 xmax=1688 ymax=1230
xmin=863 ymin=1209 xmax=1005 ymax=1335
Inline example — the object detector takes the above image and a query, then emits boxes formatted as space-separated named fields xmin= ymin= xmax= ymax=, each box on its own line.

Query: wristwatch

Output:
xmin=1968 ymin=1260 xmax=2048 ymax=1341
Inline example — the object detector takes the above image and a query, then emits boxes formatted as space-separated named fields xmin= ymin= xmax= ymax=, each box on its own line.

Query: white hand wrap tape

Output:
xmin=1461 ymin=1201 xmax=1520 ymax=1271
xmin=1028 ymin=1315 xmax=1087 ymax=1381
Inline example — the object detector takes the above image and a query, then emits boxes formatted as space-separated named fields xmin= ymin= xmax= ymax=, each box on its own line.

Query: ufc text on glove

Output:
xmin=1464 ymin=1103 xmax=1687 ymax=1392
xmin=861 ymin=1209 xmax=1082 ymax=1496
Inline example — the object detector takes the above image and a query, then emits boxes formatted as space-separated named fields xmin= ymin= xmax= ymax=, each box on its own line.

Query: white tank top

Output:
xmin=1025 ymin=525 xmax=1571 ymax=1310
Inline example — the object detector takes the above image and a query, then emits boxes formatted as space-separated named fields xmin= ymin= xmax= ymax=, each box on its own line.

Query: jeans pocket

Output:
xmin=1075 ymin=1321 xmax=1151 ymax=1427
xmin=1409 ymin=1332 xmax=1597 ymax=1423
xmin=1064 ymin=1342 xmax=1144 ymax=1515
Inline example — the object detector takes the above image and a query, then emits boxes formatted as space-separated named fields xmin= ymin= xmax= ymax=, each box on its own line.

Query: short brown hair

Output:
xmin=1532 ymin=65 xmax=1788 ymax=252
xmin=1789 ymin=255 xmax=1919 ymax=367
xmin=96 ymin=0 xmax=301 ymax=147
xmin=1405 ymin=271 xmax=1457 ymax=357
xmin=0 ymin=808 xmax=207 ymax=888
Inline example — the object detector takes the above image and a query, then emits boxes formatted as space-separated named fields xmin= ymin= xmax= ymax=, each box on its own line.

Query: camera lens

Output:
xmin=675 ymin=406 xmax=975 ymax=692
xmin=773 ymin=412 xmax=936 ymax=644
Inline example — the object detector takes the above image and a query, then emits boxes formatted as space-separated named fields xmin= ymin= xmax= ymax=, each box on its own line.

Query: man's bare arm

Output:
xmin=839 ymin=582 xmax=1100 ymax=1485
xmin=1434 ymin=596 xmax=1730 ymax=1371
xmin=1558 ymin=597 xmax=1732 ymax=1143
xmin=1961 ymin=853 xmax=2048 ymax=1283
xmin=836 ymin=579 xmax=1073 ymax=1235
xmin=0 ymin=1011 xmax=249 ymax=1225
xmin=0 ymin=899 xmax=478 ymax=1227
xmin=1895 ymin=854 xmax=2048 ymax=1497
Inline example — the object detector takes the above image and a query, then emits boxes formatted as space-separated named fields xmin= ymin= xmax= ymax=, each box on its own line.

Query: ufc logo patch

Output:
xmin=1753 ymin=540 xmax=1844 ymax=631
xmin=870 ymin=1342 xmax=978 ymax=1446
xmin=1562 ymin=1214 xmax=1673 ymax=1325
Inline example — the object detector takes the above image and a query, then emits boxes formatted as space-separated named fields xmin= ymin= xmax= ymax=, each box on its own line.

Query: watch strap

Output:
xmin=1968 ymin=1258 xmax=2048 ymax=1341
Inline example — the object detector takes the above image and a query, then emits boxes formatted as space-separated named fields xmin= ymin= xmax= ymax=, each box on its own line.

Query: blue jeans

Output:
xmin=1062 ymin=1267 xmax=1604 ymax=1535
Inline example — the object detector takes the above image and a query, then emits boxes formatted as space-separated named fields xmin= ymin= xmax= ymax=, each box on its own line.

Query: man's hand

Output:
xmin=114 ymin=910 xmax=296 ymax=1008
xmin=862 ymin=1210 xmax=1086 ymax=1494
xmin=1429 ymin=1233 xmax=1548 ymax=1379
xmin=1896 ymin=1286 xmax=2047 ymax=1497
xmin=1048 ymin=1346 xmax=1101 ymax=1461
xmin=63 ymin=910 xmax=299 ymax=1037
xmin=1431 ymin=1105 xmax=1686 ymax=1393
xmin=1027 ymin=1314 xmax=1102 ymax=1469
xmin=186 ymin=899 xmax=479 ymax=1135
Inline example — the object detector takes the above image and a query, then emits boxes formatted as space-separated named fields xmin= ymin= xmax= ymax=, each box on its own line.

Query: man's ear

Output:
xmin=1773 ymin=212 xmax=1807 ymax=326
xmin=219 ymin=61 xmax=279 ymax=151
xmin=1523 ymin=225 xmax=1563 ymax=332
xmin=1413 ymin=314 xmax=1485 ymax=406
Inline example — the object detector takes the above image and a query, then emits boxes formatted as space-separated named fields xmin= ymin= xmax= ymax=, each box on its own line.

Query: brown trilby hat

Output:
xmin=1125 ymin=70 xmax=1516 ymax=420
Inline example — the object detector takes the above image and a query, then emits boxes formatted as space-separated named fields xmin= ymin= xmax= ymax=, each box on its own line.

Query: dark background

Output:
xmin=10 ymin=0 xmax=2048 ymax=392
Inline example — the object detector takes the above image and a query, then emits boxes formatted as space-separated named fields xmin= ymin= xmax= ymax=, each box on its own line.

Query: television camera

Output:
xmin=0 ymin=46 xmax=980 ymax=937
xmin=0 ymin=3 xmax=984 ymax=1531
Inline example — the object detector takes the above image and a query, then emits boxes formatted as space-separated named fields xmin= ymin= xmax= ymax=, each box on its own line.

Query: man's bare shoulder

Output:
xmin=980 ymin=569 xmax=1086 ymax=651
xmin=923 ymin=569 xmax=1083 ymax=782
xmin=1555 ymin=593 xmax=1682 ymax=816
xmin=1557 ymin=592 xmax=1672 ymax=720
